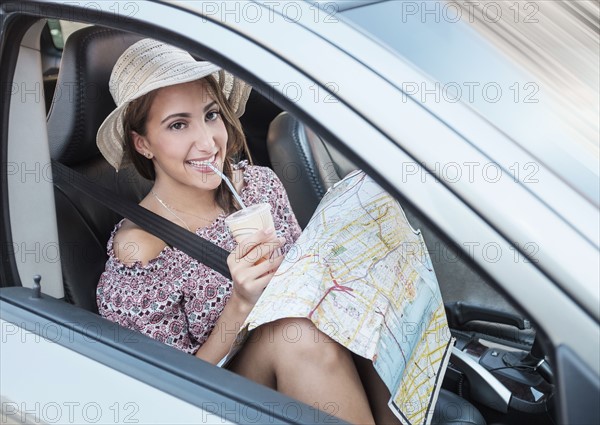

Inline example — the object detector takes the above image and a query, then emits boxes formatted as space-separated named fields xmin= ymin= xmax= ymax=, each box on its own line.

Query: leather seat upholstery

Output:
xmin=266 ymin=112 xmax=487 ymax=425
xmin=47 ymin=27 xmax=150 ymax=312
xmin=266 ymin=112 xmax=357 ymax=228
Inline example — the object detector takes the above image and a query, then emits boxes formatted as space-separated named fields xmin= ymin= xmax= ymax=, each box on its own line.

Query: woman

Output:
xmin=95 ymin=39 xmax=377 ymax=424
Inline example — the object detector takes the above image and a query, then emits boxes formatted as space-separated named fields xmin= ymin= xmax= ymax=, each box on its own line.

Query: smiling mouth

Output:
xmin=186 ymin=154 xmax=217 ymax=170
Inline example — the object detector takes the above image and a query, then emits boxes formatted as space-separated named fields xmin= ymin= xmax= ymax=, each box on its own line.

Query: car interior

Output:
xmin=5 ymin=19 xmax=559 ymax=425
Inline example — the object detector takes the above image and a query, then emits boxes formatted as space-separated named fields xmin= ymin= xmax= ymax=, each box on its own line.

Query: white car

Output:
xmin=1 ymin=1 xmax=598 ymax=424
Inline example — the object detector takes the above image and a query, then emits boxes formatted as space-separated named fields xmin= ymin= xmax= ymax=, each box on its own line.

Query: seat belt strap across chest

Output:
xmin=51 ymin=160 xmax=232 ymax=280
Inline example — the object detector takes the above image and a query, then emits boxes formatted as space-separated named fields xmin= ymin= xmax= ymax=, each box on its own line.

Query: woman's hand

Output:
xmin=196 ymin=229 xmax=284 ymax=364
xmin=227 ymin=228 xmax=285 ymax=314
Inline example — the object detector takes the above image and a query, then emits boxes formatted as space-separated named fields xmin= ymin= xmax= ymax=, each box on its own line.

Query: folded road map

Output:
xmin=228 ymin=170 xmax=453 ymax=425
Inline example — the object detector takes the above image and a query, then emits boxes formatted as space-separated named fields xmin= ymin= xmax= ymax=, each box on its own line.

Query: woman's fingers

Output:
xmin=239 ymin=253 xmax=285 ymax=292
xmin=228 ymin=230 xmax=272 ymax=270
xmin=252 ymin=268 xmax=282 ymax=290
xmin=234 ymin=231 xmax=284 ymax=265
xmin=227 ymin=261 xmax=280 ymax=307
xmin=254 ymin=251 xmax=285 ymax=277
xmin=230 ymin=251 xmax=285 ymax=286
xmin=227 ymin=229 xmax=286 ymax=306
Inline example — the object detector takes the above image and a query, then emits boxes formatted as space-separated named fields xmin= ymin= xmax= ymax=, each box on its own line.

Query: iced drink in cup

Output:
xmin=225 ymin=203 xmax=275 ymax=264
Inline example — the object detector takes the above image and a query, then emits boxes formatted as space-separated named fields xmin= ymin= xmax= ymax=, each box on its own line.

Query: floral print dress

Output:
xmin=97 ymin=163 xmax=302 ymax=354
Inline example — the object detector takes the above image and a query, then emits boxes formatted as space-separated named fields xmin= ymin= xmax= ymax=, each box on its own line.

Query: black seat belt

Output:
xmin=51 ymin=160 xmax=232 ymax=280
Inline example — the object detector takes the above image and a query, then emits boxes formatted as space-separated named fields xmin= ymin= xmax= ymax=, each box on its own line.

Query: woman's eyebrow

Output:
xmin=161 ymin=112 xmax=191 ymax=124
xmin=204 ymin=101 xmax=217 ymax=112
xmin=160 ymin=102 xmax=217 ymax=124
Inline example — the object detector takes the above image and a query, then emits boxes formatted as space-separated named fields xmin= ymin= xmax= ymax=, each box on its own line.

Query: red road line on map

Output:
xmin=308 ymin=265 xmax=355 ymax=319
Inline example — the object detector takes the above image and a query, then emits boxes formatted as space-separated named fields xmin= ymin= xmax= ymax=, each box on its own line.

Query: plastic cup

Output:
xmin=225 ymin=203 xmax=275 ymax=264
xmin=225 ymin=203 xmax=274 ymax=243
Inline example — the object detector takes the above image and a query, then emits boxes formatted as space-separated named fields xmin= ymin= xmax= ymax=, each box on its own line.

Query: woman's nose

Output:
xmin=191 ymin=124 xmax=214 ymax=151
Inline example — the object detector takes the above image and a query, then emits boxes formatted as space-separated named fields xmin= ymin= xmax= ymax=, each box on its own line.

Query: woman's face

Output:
xmin=134 ymin=79 xmax=228 ymax=192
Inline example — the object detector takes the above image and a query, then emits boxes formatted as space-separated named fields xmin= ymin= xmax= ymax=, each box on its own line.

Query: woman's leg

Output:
xmin=353 ymin=354 xmax=402 ymax=424
xmin=227 ymin=317 xmax=375 ymax=425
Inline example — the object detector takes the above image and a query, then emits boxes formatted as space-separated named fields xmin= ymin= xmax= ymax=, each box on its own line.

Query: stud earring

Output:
xmin=145 ymin=152 xmax=152 ymax=159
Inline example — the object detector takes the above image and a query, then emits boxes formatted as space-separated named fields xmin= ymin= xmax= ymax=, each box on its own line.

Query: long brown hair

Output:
xmin=122 ymin=75 xmax=252 ymax=214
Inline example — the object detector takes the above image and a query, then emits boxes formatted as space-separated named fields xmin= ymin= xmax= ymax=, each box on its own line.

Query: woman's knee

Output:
xmin=260 ymin=318 xmax=350 ymax=367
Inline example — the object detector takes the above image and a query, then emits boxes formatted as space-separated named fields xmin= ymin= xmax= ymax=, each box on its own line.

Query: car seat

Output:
xmin=266 ymin=112 xmax=487 ymax=425
xmin=46 ymin=26 xmax=150 ymax=312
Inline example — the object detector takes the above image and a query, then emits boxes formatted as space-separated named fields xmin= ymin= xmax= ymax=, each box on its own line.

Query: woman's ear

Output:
xmin=132 ymin=131 xmax=151 ymax=157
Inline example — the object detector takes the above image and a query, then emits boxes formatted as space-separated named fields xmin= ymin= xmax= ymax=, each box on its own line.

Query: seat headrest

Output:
xmin=47 ymin=26 xmax=142 ymax=165
xmin=267 ymin=112 xmax=357 ymax=228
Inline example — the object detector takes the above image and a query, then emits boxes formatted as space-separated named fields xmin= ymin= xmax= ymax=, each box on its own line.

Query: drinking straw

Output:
xmin=207 ymin=163 xmax=247 ymax=209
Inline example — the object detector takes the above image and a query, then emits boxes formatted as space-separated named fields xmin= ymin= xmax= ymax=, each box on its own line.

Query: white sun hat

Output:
xmin=96 ymin=38 xmax=252 ymax=170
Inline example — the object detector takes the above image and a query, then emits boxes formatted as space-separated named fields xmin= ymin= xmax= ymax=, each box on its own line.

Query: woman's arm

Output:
xmin=194 ymin=228 xmax=285 ymax=363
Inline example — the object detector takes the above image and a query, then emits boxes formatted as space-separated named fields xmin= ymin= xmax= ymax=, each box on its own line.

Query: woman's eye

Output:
xmin=206 ymin=110 xmax=220 ymax=121
xmin=169 ymin=121 xmax=186 ymax=130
